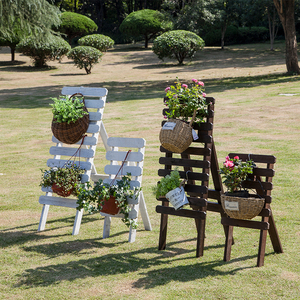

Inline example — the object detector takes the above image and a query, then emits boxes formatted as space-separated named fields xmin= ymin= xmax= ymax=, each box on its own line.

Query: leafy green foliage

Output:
xmin=164 ymin=78 xmax=208 ymax=124
xmin=78 ymin=34 xmax=114 ymax=52
xmin=16 ymin=35 xmax=71 ymax=67
xmin=67 ymin=46 xmax=103 ymax=74
xmin=76 ymin=174 xmax=141 ymax=229
xmin=119 ymin=9 xmax=171 ymax=48
xmin=155 ymin=169 xmax=181 ymax=198
xmin=219 ymin=156 xmax=255 ymax=193
xmin=152 ymin=30 xmax=204 ymax=64
xmin=50 ymin=95 xmax=88 ymax=124
xmin=57 ymin=12 xmax=98 ymax=44
xmin=40 ymin=163 xmax=84 ymax=195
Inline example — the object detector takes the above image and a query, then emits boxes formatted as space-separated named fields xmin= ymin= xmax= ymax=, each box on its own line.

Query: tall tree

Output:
xmin=0 ymin=0 xmax=61 ymax=40
xmin=273 ymin=0 xmax=300 ymax=73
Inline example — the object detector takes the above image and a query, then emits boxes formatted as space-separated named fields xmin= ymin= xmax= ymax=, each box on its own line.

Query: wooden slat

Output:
xmin=208 ymin=189 xmax=221 ymax=200
xmin=229 ymin=153 xmax=276 ymax=164
xmin=156 ymin=205 xmax=206 ymax=219
xmin=158 ymin=169 xmax=209 ymax=181
xmin=221 ymin=217 xmax=270 ymax=230
xmin=108 ymin=137 xmax=146 ymax=148
xmin=61 ymin=86 xmax=108 ymax=97
xmin=52 ymin=136 xmax=97 ymax=145
xmin=207 ymin=201 xmax=223 ymax=213
xmin=47 ymin=159 xmax=92 ymax=170
xmin=193 ymin=134 xmax=212 ymax=144
xmin=39 ymin=195 xmax=78 ymax=208
xmin=103 ymin=178 xmax=141 ymax=189
xmin=184 ymin=184 xmax=208 ymax=195
xmin=242 ymin=180 xmax=273 ymax=191
xmin=86 ymin=123 xmax=100 ymax=133
xmin=252 ymin=167 xmax=275 ymax=177
xmin=89 ymin=112 xmax=102 ymax=121
xmin=106 ymin=151 xmax=144 ymax=162
xmin=160 ymin=146 xmax=211 ymax=156
xmin=159 ymin=157 xmax=210 ymax=169
xmin=104 ymin=165 xmax=142 ymax=177
xmin=49 ymin=146 xmax=94 ymax=158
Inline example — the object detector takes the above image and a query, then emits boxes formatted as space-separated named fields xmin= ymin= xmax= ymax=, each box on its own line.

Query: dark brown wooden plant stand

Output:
xmin=222 ymin=153 xmax=283 ymax=267
xmin=156 ymin=97 xmax=227 ymax=257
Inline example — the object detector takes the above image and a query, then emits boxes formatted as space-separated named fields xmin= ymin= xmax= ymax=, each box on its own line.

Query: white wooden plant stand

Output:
xmin=38 ymin=86 xmax=110 ymax=235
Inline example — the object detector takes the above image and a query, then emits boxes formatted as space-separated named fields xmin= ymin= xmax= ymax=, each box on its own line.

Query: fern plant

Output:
xmin=155 ymin=169 xmax=181 ymax=198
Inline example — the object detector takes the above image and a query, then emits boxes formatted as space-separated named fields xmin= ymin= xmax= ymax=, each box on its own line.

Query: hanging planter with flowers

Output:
xmin=159 ymin=78 xmax=209 ymax=153
xmin=219 ymin=156 xmax=265 ymax=219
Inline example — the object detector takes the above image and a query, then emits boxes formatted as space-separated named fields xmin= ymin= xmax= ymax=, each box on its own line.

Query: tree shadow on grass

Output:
xmin=14 ymin=236 xmax=274 ymax=288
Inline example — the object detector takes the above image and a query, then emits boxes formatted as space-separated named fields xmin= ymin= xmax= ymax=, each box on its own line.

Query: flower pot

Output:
xmin=166 ymin=186 xmax=189 ymax=210
xmin=159 ymin=119 xmax=194 ymax=153
xmin=221 ymin=194 xmax=265 ymax=220
xmin=100 ymin=196 xmax=120 ymax=215
xmin=52 ymin=183 xmax=73 ymax=197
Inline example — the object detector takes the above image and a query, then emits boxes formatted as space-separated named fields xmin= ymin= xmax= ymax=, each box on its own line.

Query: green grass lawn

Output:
xmin=0 ymin=42 xmax=300 ymax=299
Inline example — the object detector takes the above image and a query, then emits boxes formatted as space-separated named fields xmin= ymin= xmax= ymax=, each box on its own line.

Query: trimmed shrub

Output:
xmin=78 ymin=34 xmax=114 ymax=52
xmin=152 ymin=30 xmax=204 ymax=64
xmin=67 ymin=46 xmax=103 ymax=74
xmin=58 ymin=12 xmax=98 ymax=44
xmin=16 ymin=35 xmax=71 ymax=67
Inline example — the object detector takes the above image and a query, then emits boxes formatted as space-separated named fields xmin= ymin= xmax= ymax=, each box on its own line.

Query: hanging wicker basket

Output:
xmin=52 ymin=183 xmax=74 ymax=197
xmin=159 ymin=111 xmax=196 ymax=153
xmin=221 ymin=194 xmax=265 ymax=220
xmin=51 ymin=93 xmax=89 ymax=144
xmin=100 ymin=196 xmax=120 ymax=215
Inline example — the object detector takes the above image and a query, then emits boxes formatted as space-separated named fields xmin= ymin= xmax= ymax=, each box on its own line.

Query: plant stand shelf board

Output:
xmin=91 ymin=137 xmax=152 ymax=243
xmin=38 ymin=86 xmax=110 ymax=235
xmin=222 ymin=153 xmax=283 ymax=267
xmin=156 ymin=97 xmax=227 ymax=257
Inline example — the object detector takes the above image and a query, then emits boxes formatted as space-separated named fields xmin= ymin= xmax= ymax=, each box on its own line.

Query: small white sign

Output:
xmin=192 ymin=129 xmax=199 ymax=140
xmin=224 ymin=200 xmax=239 ymax=211
xmin=166 ymin=187 xmax=189 ymax=210
xmin=162 ymin=122 xmax=176 ymax=130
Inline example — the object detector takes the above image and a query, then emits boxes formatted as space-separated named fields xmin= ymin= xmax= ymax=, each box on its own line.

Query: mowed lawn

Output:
xmin=0 ymin=42 xmax=300 ymax=299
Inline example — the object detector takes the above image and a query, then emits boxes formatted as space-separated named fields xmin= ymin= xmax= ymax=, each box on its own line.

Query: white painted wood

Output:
xmin=49 ymin=146 xmax=95 ymax=158
xmin=47 ymin=159 xmax=92 ymax=170
xmin=38 ymin=86 xmax=109 ymax=235
xmin=104 ymin=165 xmax=142 ymax=177
xmin=108 ymin=137 xmax=146 ymax=148
xmin=97 ymin=136 xmax=151 ymax=242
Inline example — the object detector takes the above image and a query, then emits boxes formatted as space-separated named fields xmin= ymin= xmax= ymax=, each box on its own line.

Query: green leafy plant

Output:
xmin=50 ymin=95 xmax=88 ymax=124
xmin=67 ymin=46 xmax=103 ymax=74
xmin=76 ymin=174 xmax=141 ymax=229
xmin=40 ymin=163 xmax=84 ymax=196
xmin=155 ymin=169 xmax=181 ymax=198
xmin=219 ymin=156 xmax=255 ymax=194
xmin=152 ymin=30 xmax=204 ymax=64
xmin=164 ymin=77 xmax=209 ymax=124
xmin=78 ymin=34 xmax=114 ymax=52
xmin=16 ymin=35 xmax=71 ymax=67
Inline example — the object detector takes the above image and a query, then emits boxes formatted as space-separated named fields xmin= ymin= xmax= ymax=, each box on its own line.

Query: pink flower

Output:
xmin=234 ymin=156 xmax=239 ymax=160
xmin=224 ymin=160 xmax=234 ymax=169
xmin=182 ymin=84 xmax=188 ymax=89
xmin=198 ymin=81 xmax=204 ymax=86
xmin=164 ymin=115 xmax=168 ymax=119
xmin=225 ymin=156 xmax=230 ymax=161
xmin=202 ymin=92 xmax=206 ymax=97
xmin=165 ymin=87 xmax=170 ymax=92
xmin=192 ymin=79 xmax=198 ymax=83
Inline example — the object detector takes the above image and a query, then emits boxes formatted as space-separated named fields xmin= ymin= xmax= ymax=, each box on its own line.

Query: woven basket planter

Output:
xmin=52 ymin=183 xmax=74 ymax=198
xmin=221 ymin=194 xmax=265 ymax=220
xmin=159 ymin=119 xmax=193 ymax=153
xmin=51 ymin=93 xmax=89 ymax=144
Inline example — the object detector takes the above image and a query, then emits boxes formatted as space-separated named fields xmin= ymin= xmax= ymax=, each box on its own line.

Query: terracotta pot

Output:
xmin=52 ymin=183 xmax=73 ymax=197
xmin=100 ymin=196 xmax=120 ymax=215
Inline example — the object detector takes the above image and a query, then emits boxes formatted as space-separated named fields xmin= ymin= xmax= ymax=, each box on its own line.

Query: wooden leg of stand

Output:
xmin=224 ymin=225 xmax=234 ymax=261
xmin=257 ymin=227 xmax=268 ymax=267
xmin=158 ymin=202 xmax=169 ymax=250
xmin=268 ymin=212 xmax=283 ymax=253
xmin=195 ymin=217 xmax=205 ymax=257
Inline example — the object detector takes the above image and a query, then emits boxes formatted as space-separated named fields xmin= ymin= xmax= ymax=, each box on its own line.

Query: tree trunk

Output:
xmin=10 ymin=46 xmax=15 ymax=62
xmin=273 ymin=0 xmax=300 ymax=74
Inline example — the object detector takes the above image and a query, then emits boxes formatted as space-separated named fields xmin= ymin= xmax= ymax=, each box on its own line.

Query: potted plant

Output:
xmin=50 ymin=93 xmax=89 ymax=144
xmin=160 ymin=78 xmax=210 ymax=153
xmin=219 ymin=155 xmax=265 ymax=219
xmin=76 ymin=174 xmax=140 ymax=229
xmin=40 ymin=163 xmax=84 ymax=197
xmin=155 ymin=169 xmax=189 ymax=210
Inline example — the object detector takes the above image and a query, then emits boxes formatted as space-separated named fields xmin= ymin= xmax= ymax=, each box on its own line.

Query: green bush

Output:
xmin=152 ymin=30 xmax=204 ymax=64
xmin=78 ymin=34 xmax=114 ymax=52
xmin=58 ymin=12 xmax=98 ymax=44
xmin=67 ymin=46 xmax=103 ymax=74
xmin=16 ymin=35 xmax=71 ymax=67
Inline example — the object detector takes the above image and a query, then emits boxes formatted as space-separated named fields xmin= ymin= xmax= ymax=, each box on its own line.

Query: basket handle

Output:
xmin=189 ymin=110 xmax=197 ymax=127
xmin=69 ymin=93 xmax=86 ymax=106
